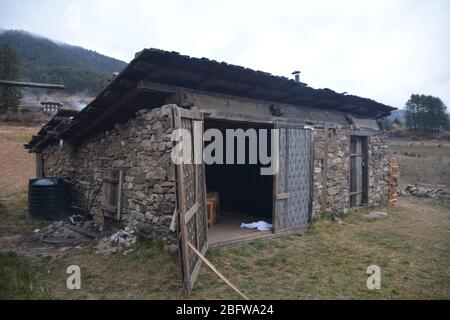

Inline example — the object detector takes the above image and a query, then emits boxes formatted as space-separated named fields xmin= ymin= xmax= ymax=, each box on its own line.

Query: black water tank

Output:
xmin=28 ymin=178 xmax=70 ymax=219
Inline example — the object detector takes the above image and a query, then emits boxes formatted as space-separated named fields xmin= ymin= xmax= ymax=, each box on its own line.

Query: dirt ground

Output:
xmin=1 ymin=125 xmax=449 ymax=300
xmin=0 ymin=125 xmax=38 ymax=202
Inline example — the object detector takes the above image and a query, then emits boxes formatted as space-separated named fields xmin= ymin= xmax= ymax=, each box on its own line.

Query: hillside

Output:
xmin=0 ymin=30 xmax=127 ymax=94
xmin=388 ymin=109 xmax=405 ymax=123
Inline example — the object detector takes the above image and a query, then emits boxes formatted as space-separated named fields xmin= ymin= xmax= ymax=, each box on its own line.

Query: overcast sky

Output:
xmin=0 ymin=0 xmax=449 ymax=109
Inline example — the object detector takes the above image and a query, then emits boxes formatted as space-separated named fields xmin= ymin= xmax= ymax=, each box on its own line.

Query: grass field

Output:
xmin=1 ymin=124 xmax=449 ymax=300
xmin=1 ymin=197 xmax=449 ymax=300
xmin=389 ymin=139 xmax=450 ymax=187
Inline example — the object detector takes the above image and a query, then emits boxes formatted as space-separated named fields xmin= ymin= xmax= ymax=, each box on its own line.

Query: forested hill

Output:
xmin=0 ymin=30 xmax=127 ymax=94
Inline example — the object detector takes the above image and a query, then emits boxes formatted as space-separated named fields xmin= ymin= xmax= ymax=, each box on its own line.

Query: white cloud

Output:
xmin=0 ymin=0 xmax=449 ymax=109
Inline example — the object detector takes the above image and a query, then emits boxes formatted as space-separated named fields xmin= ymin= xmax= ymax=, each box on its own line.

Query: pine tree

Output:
xmin=404 ymin=94 xmax=448 ymax=134
xmin=0 ymin=45 xmax=22 ymax=113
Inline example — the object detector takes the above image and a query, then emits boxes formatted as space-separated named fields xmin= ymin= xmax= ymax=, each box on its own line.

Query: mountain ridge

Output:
xmin=0 ymin=29 xmax=127 ymax=94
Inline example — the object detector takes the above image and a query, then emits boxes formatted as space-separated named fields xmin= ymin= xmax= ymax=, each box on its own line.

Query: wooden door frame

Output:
xmin=172 ymin=105 xmax=208 ymax=295
xmin=203 ymin=115 xmax=277 ymax=234
xmin=349 ymin=135 xmax=369 ymax=206
xmin=272 ymin=123 xmax=314 ymax=234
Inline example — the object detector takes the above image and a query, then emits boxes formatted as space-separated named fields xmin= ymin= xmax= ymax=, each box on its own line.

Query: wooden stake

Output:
xmin=187 ymin=242 xmax=250 ymax=300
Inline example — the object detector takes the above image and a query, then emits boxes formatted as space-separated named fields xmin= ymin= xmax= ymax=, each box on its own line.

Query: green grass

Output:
xmin=1 ymin=198 xmax=449 ymax=300
xmin=0 ymin=252 xmax=48 ymax=300
xmin=0 ymin=196 xmax=47 ymax=236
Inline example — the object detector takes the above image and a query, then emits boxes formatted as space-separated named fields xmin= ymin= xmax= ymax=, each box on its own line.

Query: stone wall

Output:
xmin=312 ymin=126 xmax=389 ymax=216
xmin=367 ymin=134 xmax=390 ymax=206
xmin=41 ymin=104 xmax=391 ymax=244
xmin=42 ymin=105 xmax=178 ymax=244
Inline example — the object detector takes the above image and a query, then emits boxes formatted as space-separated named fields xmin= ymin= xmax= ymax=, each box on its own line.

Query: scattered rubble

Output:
xmin=39 ymin=215 xmax=99 ymax=247
xmin=41 ymin=220 xmax=93 ymax=246
xmin=404 ymin=184 xmax=450 ymax=202
xmin=96 ymin=226 xmax=137 ymax=254
xmin=39 ymin=215 xmax=140 ymax=254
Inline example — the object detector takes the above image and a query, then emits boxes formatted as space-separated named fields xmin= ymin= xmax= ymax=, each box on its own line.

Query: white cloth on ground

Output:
xmin=240 ymin=221 xmax=272 ymax=231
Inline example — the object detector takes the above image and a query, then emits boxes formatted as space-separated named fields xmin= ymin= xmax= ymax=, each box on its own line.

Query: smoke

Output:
xmin=19 ymin=89 xmax=93 ymax=111
xmin=66 ymin=91 xmax=93 ymax=111
xmin=71 ymin=100 xmax=88 ymax=111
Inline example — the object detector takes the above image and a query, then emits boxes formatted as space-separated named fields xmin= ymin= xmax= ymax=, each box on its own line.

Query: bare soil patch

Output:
xmin=0 ymin=125 xmax=449 ymax=299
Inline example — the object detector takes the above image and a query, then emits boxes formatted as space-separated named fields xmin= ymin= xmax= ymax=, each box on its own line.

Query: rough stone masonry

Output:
xmin=42 ymin=105 xmax=178 ymax=244
xmin=312 ymin=126 xmax=390 ymax=215
xmin=41 ymin=104 xmax=393 ymax=245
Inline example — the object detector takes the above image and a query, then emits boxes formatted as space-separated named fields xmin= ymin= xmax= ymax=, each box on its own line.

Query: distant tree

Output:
xmin=404 ymin=94 xmax=447 ymax=134
xmin=0 ymin=45 xmax=22 ymax=113
xmin=393 ymin=118 xmax=402 ymax=126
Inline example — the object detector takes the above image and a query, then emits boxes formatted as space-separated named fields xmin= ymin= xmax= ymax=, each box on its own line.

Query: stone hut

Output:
xmin=26 ymin=49 xmax=396 ymax=293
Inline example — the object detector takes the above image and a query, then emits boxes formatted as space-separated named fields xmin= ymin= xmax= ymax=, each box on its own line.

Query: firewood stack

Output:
xmin=387 ymin=154 xmax=400 ymax=203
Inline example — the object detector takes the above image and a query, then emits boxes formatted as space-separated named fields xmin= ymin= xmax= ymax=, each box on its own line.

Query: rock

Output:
xmin=364 ymin=211 xmax=388 ymax=218
xmin=164 ymin=193 xmax=176 ymax=202
xmin=97 ymin=226 xmax=138 ymax=254
xmin=142 ymin=139 xmax=153 ymax=150
xmin=133 ymin=174 xmax=146 ymax=185
xmin=404 ymin=184 xmax=450 ymax=202
xmin=153 ymin=184 xmax=165 ymax=194
xmin=147 ymin=167 xmax=166 ymax=180
xmin=334 ymin=217 xmax=343 ymax=224
xmin=161 ymin=182 xmax=175 ymax=187
xmin=135 ymin=191 xmax=146 ymax=201
xmin=131 ymin=211 xmax=145 ymax=222
xmin=328 ymin=186 xmax=339 ymax=196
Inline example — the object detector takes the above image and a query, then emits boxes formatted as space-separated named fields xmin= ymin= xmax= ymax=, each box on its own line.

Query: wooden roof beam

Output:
xmin=0 ymin=80 xmax=65 ymax=90
xmin=66 ymin=86 xmax=140 ymax=142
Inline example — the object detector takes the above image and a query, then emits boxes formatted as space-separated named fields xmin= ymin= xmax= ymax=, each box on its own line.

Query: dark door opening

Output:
xmin=349 ymin=136 xmax=369 ymax=207
xmin=204 ymin=119 xmax=274 ymax=246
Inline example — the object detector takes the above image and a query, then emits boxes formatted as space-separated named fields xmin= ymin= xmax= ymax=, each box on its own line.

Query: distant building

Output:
xmin=41 ymin=102 xmax=63 ymax=113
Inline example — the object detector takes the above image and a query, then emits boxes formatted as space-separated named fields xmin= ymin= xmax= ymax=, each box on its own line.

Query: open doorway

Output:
xmin=204 ymin=119 xmax=274 ymax=246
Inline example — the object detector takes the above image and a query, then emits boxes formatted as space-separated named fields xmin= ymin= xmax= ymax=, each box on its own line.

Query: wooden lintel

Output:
xmin=336 ymin=129 xmax=377 ymax=136
xmin=137 ymin=81 xmax=179 ymax=94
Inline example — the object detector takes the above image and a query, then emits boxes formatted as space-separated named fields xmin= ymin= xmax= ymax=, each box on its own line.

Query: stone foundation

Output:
xmin=42 ymin=105 xmax=178 ymax=244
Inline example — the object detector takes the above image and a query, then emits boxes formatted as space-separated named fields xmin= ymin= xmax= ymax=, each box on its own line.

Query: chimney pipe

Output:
xmin=292 ymin=70 xmax=301 ymax=83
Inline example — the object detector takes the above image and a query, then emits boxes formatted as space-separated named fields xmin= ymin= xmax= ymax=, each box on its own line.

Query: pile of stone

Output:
xmin=68 ymin=215 xmax=97 ymax=232
xmin=387 ymin=154 xmax=400 ymax=203
xmin=96 ymin=226 xmax=137 ymax=254
xmin=404 ymin=184 xmax=450 ymax=202
xmin=40 ymin=219 xmax=96 ymax=246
